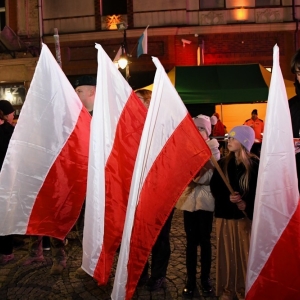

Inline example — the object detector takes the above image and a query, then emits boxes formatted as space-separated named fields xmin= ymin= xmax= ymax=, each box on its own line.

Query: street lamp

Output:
xmin=116 ymin=22 xmax=130 ymax=79
xmin=118 ymin=44 xmax=128 ymax=69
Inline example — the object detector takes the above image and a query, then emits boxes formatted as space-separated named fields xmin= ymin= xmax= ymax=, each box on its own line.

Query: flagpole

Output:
xmin=210 ymin=155 xmax=247 ymax=217
xmin=53 ymin=28 xmax=62 ymax=68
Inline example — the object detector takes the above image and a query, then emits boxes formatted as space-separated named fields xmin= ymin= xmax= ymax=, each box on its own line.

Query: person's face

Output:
xmin=136 ymin=92 xmax=150 ymax=109
xmin=295 ymin=67 xmax=300 ymax=83
xmin=198 ymin=128 xmax=209 ymax=140
xmin=75 ymin=85 xmax=95 ymax=111
xmin=6 ymin=111 xmax=15 ymax=125
xmin=251 ymin=113 xmax=258 ymax=120
xmin=227 ymin=137 xmax=241 ymax=153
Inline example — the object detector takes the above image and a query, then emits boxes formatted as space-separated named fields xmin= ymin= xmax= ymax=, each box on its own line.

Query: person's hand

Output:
xmin=236 ymin=200 xmax=246 ymax=211
xmin=295 ymin=145 xmax=300 ymax=154
xmin=230 ymin=192 xmax=246 ymax=211
xmin=230 ymin=192 xmax=241 ymax=203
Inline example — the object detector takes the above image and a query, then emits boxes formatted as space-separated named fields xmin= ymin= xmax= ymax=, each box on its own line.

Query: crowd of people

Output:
xmin=1 ymin=48 xmax=300 ymax=300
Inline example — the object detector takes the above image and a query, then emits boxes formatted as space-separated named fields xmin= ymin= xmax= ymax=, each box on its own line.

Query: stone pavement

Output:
xmin=0 ymin=209 xmax=219 ymax=300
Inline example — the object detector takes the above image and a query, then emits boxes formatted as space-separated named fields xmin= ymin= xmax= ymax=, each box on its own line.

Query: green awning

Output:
xmin=140 ymin=63 xmax=295 ymax=103
xmin=175 ymin=64 xmax=269 ymax=104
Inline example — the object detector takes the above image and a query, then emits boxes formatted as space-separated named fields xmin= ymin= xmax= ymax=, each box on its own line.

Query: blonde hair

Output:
xmin=223 ymin=144 xmax=258 ymax=195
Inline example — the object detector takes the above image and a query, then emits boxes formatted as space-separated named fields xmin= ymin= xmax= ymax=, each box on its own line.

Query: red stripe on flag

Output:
xmin=26 ymin=107 xmax=91 ymax=240
xmin=125 ymin=114 xmax=211 ymax=299
xmin=246 ymin=200 xmax=300 ymax=300
xmin=93 ymin=91 xmax=146 ymax=284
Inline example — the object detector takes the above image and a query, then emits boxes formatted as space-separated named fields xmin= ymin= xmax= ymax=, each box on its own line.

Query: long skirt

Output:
xmin=215 ymin=218 xmax=251 ymax=300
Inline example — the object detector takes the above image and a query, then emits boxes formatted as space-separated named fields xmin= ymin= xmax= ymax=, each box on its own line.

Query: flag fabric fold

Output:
xmin=81 ymin=43 xmax=147 ymax=284
xmin=0 ymin=43 xmax=91 ymax=240
xmin=137 ymin=26 xmax=148 ymax=57
xmin=245 ymin=44 xmax=300 ymax=299
xmin=111 ymin=56 xmax=211 ymax=300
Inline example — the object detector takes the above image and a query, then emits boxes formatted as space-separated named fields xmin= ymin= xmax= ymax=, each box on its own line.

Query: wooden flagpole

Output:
xmin=53 ymin=28 xmax=62 ymax=68
xmin=210 ymin=155 xmax=247 ymax=217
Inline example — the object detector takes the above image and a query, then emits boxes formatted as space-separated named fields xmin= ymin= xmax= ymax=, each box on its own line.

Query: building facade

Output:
xmin=1 ymin=0 xmax=300 ymax=103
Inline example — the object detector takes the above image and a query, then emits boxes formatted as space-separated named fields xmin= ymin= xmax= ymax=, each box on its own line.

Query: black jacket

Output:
xmin=210 ymin=156 xmax=259 ymax=220
xmin=0 ymin=121 xmax=14 ymax=170
xmin=288 ymin=88 xmax=300 ymax=138
xmin=288 ymin=81 xmax=300 ymax=190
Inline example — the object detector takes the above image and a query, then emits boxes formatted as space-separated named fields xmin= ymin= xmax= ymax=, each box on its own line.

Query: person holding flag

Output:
xmin=176 ymin=115 xmax=220 ymax=297
xmin=289 ymin=48 xmax=300 ymax=191
xmin=0 ymin=100 xmax=15 ymax=265
xmin=73 ymin=75 xmax=96 ymax=279
xmin=74 ymin=75 xmax=96 ymax=116
xmin=135 ymin=89 xmax=175 ymax=291
xmin=210 ymin=125 xmax=259 ymax=300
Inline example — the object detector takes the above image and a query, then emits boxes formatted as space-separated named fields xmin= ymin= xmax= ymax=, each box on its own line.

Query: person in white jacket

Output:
xmin=178 ymin=114 xmax=220 ymax=297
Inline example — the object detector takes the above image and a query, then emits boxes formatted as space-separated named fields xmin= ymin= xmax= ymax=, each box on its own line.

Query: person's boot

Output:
xmin=50 ymin=238 xmax=67 ymax=275
xmin=201 ymin=278 xmax=213 ymax=294
xmin=137 ymin=263 xmax=149 ymax=287
xmin=75 ymin=267 xmax=89 ymax=279
xmin=0 ymin=254 xmax=14 ymax=265
xmin=146 ymin=276 xmax=166 ymax=291
xmin=182 ymin=278 xmax=196 ymax=298
xmin=23 ymin=254 xmax=45 ymax=265
xmin=23 ymin=236 xmax=44 ymax=265
xmin=50 ymin=259 xmax=66 ymax=275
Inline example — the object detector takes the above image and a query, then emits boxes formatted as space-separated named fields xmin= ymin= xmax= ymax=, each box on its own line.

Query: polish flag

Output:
xmin=112 ymin=57 xmax=211 ymax=300
xmin=81 ymin=44 xmax=147 ymax=284
xmin=0 ymin=44 xmax=91 ymax=240
xmin=245 ymin=45 xmax=300 ymax=299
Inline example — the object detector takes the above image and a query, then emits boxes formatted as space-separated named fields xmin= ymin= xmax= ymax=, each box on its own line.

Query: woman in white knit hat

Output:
xmin=210 ymin=125 xmax=259 ymax=300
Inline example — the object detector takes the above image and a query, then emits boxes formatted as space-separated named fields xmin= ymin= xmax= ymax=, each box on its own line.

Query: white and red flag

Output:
xmin=245 ymin=44 xmax=300 ymax=299
xmin=111 ymin=57 xmax=211 ymax=300
xmin=0 ymin=44 xmax=91 ymax=239
xmin=81 ymin=44 xmax=147 ymax=284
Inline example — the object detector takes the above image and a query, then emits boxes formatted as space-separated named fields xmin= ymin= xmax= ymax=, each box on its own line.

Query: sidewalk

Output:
xmin=0 ymin=209 xmax=218 ymax=299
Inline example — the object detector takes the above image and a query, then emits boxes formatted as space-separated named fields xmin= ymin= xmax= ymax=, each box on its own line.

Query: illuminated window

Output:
xmin=102 ymin=0 xmax=127 ymax=16
xmin=0 ymin=83 xmax=26 ymax=120
xmin=0 ymin=0 xmax=5 ymax=30
xmin=200 ymin=0 xmax=225 ymax=9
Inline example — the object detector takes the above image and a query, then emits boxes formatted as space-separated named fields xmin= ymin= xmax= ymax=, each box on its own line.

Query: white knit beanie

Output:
xmin=193 ymin=115 xmax=211 ymax=136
